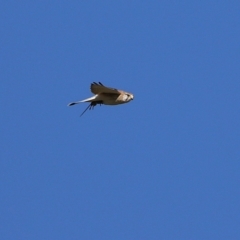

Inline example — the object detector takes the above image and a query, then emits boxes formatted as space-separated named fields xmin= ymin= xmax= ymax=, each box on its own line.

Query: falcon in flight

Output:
xmin=68 ymin=82 xmax=134 ymax=116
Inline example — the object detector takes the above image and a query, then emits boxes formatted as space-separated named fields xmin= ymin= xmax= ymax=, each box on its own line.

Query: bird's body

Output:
xmin=68 ymin=82 xmax=134 ymax=116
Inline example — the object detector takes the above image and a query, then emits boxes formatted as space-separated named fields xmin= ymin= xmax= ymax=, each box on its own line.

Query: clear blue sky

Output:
xmin=1 ymin=1 xmax=240 ymax=239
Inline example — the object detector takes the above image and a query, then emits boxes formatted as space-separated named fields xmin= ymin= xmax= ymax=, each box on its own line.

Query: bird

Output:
xmin=68 ymin=82 xmax=134 ymax=116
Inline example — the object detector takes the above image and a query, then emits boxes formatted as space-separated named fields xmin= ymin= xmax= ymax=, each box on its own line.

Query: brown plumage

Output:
xmin=68 ymin=82 xmax=134 ymax=116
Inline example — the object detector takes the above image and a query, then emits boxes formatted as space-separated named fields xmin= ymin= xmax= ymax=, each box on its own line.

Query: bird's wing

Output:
xmin=90 ymin=82 xmax=122 ymax=95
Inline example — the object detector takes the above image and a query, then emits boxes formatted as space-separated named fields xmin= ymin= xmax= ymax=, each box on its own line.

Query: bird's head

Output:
xmin=124 ymin=93 xmax=134 ymax=102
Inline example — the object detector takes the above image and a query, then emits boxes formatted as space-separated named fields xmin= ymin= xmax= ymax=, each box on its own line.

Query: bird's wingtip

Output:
xmin=68 ymin=102 xmax=76 ymax=106
xmin=91 ymin=82 xmax=104 ymax=86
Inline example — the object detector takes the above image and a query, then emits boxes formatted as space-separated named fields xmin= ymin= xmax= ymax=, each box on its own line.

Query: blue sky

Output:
xmin=1 ymin=1 xmax=240 ymax=239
